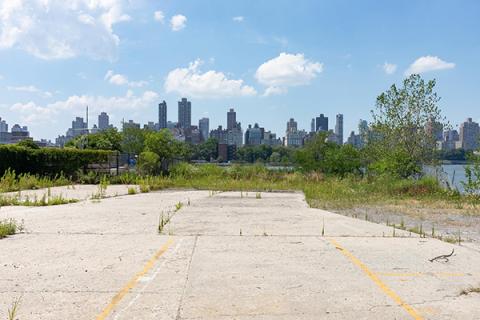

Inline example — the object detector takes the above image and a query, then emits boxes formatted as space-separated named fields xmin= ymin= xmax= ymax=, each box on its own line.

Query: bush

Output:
xmin=138 ymin=151 xmax=161 ymax=175
xmin=0 ymin=145 xmax=112 ymax=176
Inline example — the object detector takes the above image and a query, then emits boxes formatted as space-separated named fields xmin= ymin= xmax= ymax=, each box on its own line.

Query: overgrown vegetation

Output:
xmin=0 ymin=219 xmax=23 ymax=239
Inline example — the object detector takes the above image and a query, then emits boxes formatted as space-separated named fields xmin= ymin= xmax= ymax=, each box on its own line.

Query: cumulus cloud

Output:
xmin=0 ymin=0 xmax=131 ymax=60
xmin=383 ymin=62 xmax=397 ymax=75
xmin=9 ymin=90 xmax=159 ymax=125
xmin=405 ymin=56 xmax=455 ymax=75
xmin=105 ymin=70 xmax=148 ymax=87
xmin=164 ymin=59 xmax=257 ymax=98
xmin=170 ymin=14 xmax=187 ymax=31
xmin=255 ymin=52 xmax=323 ymax=96
xmin=7 ymin=85 xmax=52 ymax=98
xmin=233 ymin=16 xmax=244 ymax=22
xmin=154 ymin=10 xmax=165 ymax=23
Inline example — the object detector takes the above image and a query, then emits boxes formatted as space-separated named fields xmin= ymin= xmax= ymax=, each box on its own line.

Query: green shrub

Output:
xmin=138 ymin=151 xmax=161 ymax=175
xmin=0 ymin=145 xmax=112 ymax=176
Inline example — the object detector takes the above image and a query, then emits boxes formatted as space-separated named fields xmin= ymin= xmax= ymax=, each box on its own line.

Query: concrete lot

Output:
xmin=1 ymin=187 xmax=480 ymax=319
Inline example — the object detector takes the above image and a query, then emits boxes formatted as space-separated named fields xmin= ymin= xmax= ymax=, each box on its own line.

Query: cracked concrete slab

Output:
xmin=1 ymin=188 xmax=480 ymax=319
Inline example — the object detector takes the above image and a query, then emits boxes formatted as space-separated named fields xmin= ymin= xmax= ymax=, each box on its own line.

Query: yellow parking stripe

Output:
xmin=329 ymin=238 xmax=423 ymax=320
xmin=96 ymin=238 xmax=174 ymax=320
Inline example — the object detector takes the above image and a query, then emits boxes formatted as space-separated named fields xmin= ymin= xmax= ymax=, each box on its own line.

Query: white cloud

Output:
xmin=405 ymin=56 xmax=455 ymax=75
xmin=233 ymin=16 xmax=244 ymax=22
xmin=154 ymin=10 xmax=165 ymax=23
xmin=0 ymin=0 xmax=131 ymax=60
xmin=7 ymin=85 xmax=52 ymax=98
xmin=383 ymin=62 xmax=397 ymax=75
xmin=164 ymin=59 xmax=257 ymax=98
xmin=170 ymin=14 xmax=187 ymax=31
xmin=9 ymin=90 xmax=159 ymax=125
xmin=255 ymin=52 xmax=323 ymax=96
xmin=105 ymin=70 xmax=148 ymax=88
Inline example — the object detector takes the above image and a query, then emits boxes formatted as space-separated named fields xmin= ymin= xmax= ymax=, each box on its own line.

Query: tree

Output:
xmin=295 ymin=132 xmax=361 ymax=176
xmin=121 ymin=127 xmax=147 ymax=155
xmin=16 ymin=139 xmax=39 ymax=149
xmin=144 ymin=129 xmax=185 ymax=172
xmin=367 ymin=74 xmax=447 ymax=178
xmin=66 ymin=128 xmax=122 ymax=151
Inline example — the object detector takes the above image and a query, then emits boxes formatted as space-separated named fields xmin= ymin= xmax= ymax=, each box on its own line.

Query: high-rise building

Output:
xmin=315 ymin=114 xmax=328 ymax=132
xmin=210 ymin=125 xmax=228 ymax=144
xmin=158 ymin=101 xmax=167 ymax=129
xmin=178 ymin=98 xmax=191 ymax=129
xmin=358 ymin=119 xmax=369 ymax=147
xmin=199 ymin=118 xmax=209 ymax=142
xmin=98 ymin=112 xmax=109 ymax=131
xmin=286 ymin=118 xmax=298 ymax=133
xmin=10 ymin=124 xmax=30 ymax=143
xmin=71 ymin=117 xmax=88 ymax=137
xmin=335 ymin=114 xmax=344 ymax=145
xmin=123 ymin=120 xmax=140 ymax=130
xmin=0 ymin=117 xmax=8 ymax=133
xmin=459 ymin=118 xmax=480 ymax=151
xmin=310 ymin=118 xmax=315 ymax=133
xmin=245 ymin=123 xmax=263 ymax=145
xmin=227 ymin=108 xmax=237 ymax=130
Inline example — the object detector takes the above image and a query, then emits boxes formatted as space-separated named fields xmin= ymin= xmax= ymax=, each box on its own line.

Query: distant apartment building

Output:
xmin=245 ymin=123 xmax=263 ymax=145
xmin=199 ymin=118 xmax=210 ymax=142
xmin=286 ymin=130 xmax=306 ymax=147
xmin=227 ymin=108 xmax=236 ymax=131
xmin=123 ymin=120 xmax=140 ymax=130
xmin=335 ymin=114 xmax=344 ymax=145
xmin=310 ymin=118 xmax=315 ymax=133
xmin=346 ymin=131 xmax=362 ymax=148
xmin=218 ymin=144 xmax=236 ymax=162
xmin=286 ymin=118 xmax=298 ymax=133
xmin=10 ymin=124 xmax=30 ymax=143
xmin=68 ymin=117 xmax=88 ymax=138
xmin=158 ymin=101 xmax=167 ymax=129
xmin=460 ymin=118 xmax=480 ymax=151
xmin=178 ymin=98 xmax=192 ymax=129
xmin=358 ymin=119 xmax=369 ymax=147
xmin=315 ymin=114 xmax=328 ymax=132
xmin=262 ymin=131 xmax=281 ymax=146
xmin=425 ymin=119 xmax=443 ymax=141
xmin=0 ymin=117 xmax=8 ymax=133
xmin=210 ymin=125 xmax=228 ymax=144
xmin=98 ymin=112 xmax=110 ymax=131
xmin=144 ymin=121 xmax=156 ymax=131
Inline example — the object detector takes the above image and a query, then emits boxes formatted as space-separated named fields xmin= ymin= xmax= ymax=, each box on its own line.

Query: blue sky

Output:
xmin=0 ymin=0 xmax=479 ymax=141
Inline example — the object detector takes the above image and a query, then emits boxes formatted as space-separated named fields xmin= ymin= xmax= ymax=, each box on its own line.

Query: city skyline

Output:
xmin=0 ymin=1 xmax=479 ymax=140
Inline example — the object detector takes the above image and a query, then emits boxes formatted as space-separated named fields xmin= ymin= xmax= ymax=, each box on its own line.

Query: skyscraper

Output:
xmin=286 ymin=118 xmax=298 ymax=133
xmin=227 ymin=108 xmax=236 ymax=130
xmin=335 ymin=114 xmax=344 ymax=145
xmin=199 ymin=117 xmax=209 ymax=141
xmin=98 ymin=112 xmax=109 ymax=131
xmin=460 ymin=118 xmax=480 ymax=151
xmin=158 ymin=101 xmax=167 ymax=129
xmin=315 ymin=114 xmax=328 ymax=132
xmin=310 ymin=118 xmax=315 ymax=133
xmin=0 ymin=117 xmax=8 ymax=133
xmin=358 ymin=119 xmax=369 ymax=146
xmin=178 ymin=98 xmax=191 ymax=129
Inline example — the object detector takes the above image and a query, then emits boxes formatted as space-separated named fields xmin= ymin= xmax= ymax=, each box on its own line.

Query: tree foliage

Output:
xmin=367 ymin=74 xmax=446 ymax=178
xmin=66 ymin=128 xmax=122 ymax=151
xmin=295 ymin=132 xmax=362 ymax=176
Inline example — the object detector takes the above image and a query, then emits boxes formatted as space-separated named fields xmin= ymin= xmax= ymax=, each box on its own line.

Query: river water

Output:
xmin=426 ymin=164 xmax=468 ymax=192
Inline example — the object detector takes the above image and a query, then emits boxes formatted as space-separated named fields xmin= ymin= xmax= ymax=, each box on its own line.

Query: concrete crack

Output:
xmin=176 ymin=235 xmax=198 ymax=320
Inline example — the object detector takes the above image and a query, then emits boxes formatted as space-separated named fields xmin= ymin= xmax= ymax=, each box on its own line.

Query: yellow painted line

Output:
xmin=328 ymin=238 xmax=423 ymax=320
xmin=96 ymin=238 xmax=174 ymax=320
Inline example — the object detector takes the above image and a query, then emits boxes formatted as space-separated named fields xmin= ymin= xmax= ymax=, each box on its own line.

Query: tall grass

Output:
xmin=0 ymin=219 xmax=23 ymax=239
xmin=0 ymin=169 xmax=70 ymax=193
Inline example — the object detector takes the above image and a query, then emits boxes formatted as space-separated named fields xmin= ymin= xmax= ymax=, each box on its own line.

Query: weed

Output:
xmin=7 ymin=297 xmax=21 ymax=320
xmin=240 ymin=228 xmax=242 ymax=236
xmin=127 ymin=187 xmax=137 ymax=195
xmin=175 ymin=201 xmax=183 ymax=211
xmin=256 ymin=192 xmax=262 ymax=199
xmin=460 ymin=286 xmax=480 ymax=295
xmin=0 ymin=219 xmax=22 ymax=239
